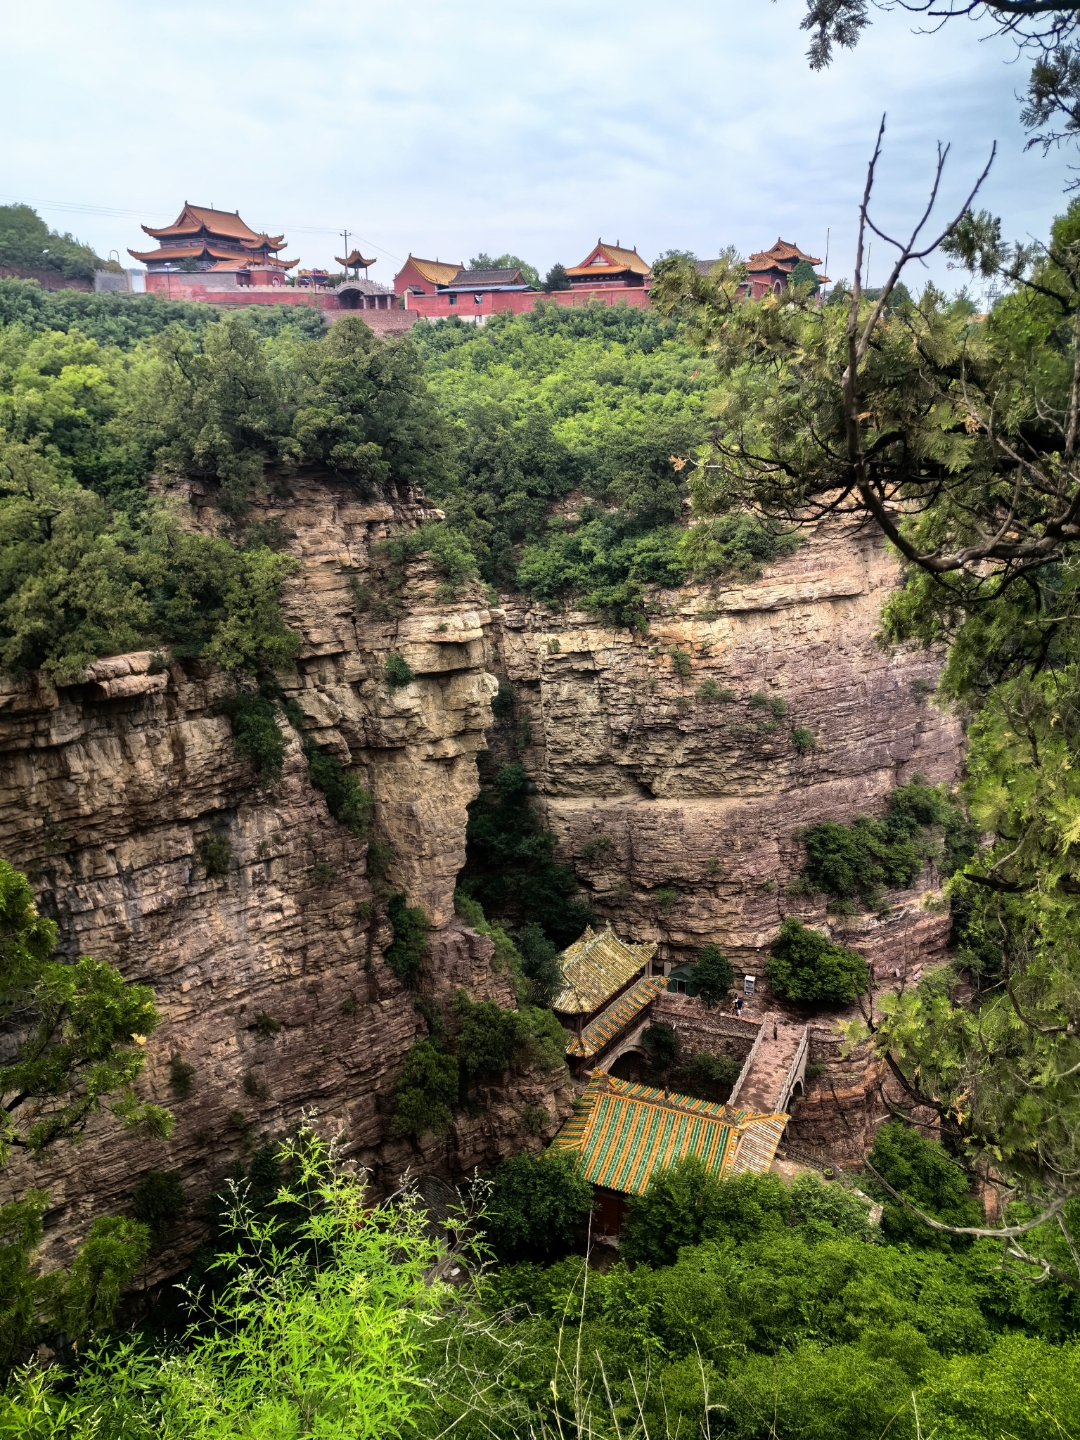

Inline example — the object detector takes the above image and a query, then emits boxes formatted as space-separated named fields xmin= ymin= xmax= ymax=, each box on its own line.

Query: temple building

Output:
xmin=553 ymin=926 xmax=663 ymax=1079
xmin=336 ymin=248 xmax=377 ymax=278
xmin=394 ymin=255 xmax=465 ymax=298
xmin=565 ymin=240 xmax=652 ymax=289
xmin=743 ymin=238 xmax=823 ymax=298
xmin=128 ymin=203 xmax=297 ymax=290
xmin=693 ymin=241 xmax=826 ymax=300
xmin=552 ymin=1072 xmax=789 ymax=1233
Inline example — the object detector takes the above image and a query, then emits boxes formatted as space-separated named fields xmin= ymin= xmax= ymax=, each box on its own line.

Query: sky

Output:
xmin=1 ymin=0 xmax=1072 ymax=299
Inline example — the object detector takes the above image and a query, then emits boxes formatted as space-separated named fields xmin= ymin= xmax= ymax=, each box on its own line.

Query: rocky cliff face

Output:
xmin=0 ymin=474 xmax=570 ymax=1281
xmin=485 ymin=516 xmax=964 ymax=976
xmin=0 ymin=501 xmax=963 ymax=1275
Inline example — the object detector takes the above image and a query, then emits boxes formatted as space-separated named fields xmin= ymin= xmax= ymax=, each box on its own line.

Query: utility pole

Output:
xmin=340 ymin=229 xmax=350 ymax=278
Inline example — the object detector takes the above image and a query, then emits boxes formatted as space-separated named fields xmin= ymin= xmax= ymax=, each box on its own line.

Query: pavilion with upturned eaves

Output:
xmin=129 ymin=203 xmax=298 ymax=290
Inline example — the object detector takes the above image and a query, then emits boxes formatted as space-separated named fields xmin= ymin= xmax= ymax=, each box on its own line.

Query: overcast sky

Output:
xmin=2 ymin=0 xmax=1071 ymax=297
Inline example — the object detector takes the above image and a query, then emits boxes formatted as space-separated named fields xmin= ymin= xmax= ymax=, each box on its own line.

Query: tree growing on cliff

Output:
xmin=651 ymin=137 xmax=1080 ymax=1238
xmin=766 ymin=918 xmax=869 ymax=1006
xmin=0 ymin=859 xmax=171 ymax=1366
xmin=693 ymin=943 xmax=734 ymax=1008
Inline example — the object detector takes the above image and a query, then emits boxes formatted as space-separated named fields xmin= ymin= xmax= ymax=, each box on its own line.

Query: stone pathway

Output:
xmin=735 ymin=1017 xmax=806 ymax=1114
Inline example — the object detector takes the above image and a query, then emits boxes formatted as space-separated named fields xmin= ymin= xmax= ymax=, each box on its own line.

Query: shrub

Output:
xmin=694 ymin=943 xmax=734 ymax=1007
xmin=801 ymin=780 xmax=976 ymax=903
xmin=490 ymin=678 xmax=515 ymax=718
xmin=131 ymin=1168 xmax=187 ymax=1241
xmin=454 ymin=993 xmax=523 ymax=1076
xmin=766 ymin=917 xmax=869 ymax=1005
xmin=642 ymin=1021 xmax=679 ymax=1074
xmin=522 ymin=1103 xmax=550 ymax=1136
xmin=484 ymin=1150 xmax=593 ymax=1262
xmin=791 ymin=726 xmax=817 ymax=753
xmin=384 ymin=653 xmax=415 ymax=687
xmin=463 ymin=761 xmax=594 ymax=948
xmin=168 ymin=1054 xmax=195 ymax=1097
xmin=221 ymin=692 xmax=288 ymax=785
xmin=668 ymin=646 xmax=693 ymax=677
xmin=697 ymin=678 xmax=735 ymax=702
xmin=303 ymin=744 xmax=373 ymax=837
xmin=622 ymin=1157 xmax=791 ymax=1266
xmin=385 ymin=893 xmax=429 ymax=985
xmin=654 ymin=887 xmax=677 ymax=913
xmin=389 ymin=1039 xmax=458 ymax=1138
xmin=789 ymin=1171 xmax=874 ymax=1241
xmin=453 ymin=993 xmax=566 ymax=1077
xmin=197 ymin=833 xmax=231 ymax=878
xmin=515 ymin=921 xmax=563 ymax=1006
xmin=676 ymin=1048 xmax=740 ymax=1102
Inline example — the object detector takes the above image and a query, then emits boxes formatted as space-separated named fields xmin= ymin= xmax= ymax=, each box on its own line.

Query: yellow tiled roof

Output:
xmin=566 ymin=242 xmax=652 ymax=278
xmin=552 ymin=1074 xmax=787 ymax=1197
xmin=565 ymin=977 xmax=665 ymax=1058
xmin=552 ymin=926 xmax=657 ymax=1015
xmin=406 ymin=255 xmax=465 ymax=286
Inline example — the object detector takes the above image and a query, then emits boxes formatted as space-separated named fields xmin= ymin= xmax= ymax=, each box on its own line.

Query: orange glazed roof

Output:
xmin=144 ymin=204 xmax=265 ymax=243
xmin=403 ymin=255 xmax=465 ymax=286
xmin=566 ymin=241 xmax=652 ymax=278
xmin=127 ymin=242 xmax=281 ymax=264
xmin=747 ymin=238 xmax=821 ymax=269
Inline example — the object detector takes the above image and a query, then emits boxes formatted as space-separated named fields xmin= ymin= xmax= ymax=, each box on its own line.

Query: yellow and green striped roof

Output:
xmin=553 ymin=1074 xmax=788 ymax=1197
xmin=566 ymin=977 xmax=665 ymax=1058
xmin=552 ymin=926 xmax=658 ymax=1016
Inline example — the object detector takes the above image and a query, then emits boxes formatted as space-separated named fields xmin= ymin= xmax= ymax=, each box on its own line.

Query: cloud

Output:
xmin=1 ymin=0 xmax=1070 ymax=293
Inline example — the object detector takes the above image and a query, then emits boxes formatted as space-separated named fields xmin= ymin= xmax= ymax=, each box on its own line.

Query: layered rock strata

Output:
xmin=486 ymin=516 xmax=964 ymax=977
xmin=0 ymin=475 xmax=569 ymax=1280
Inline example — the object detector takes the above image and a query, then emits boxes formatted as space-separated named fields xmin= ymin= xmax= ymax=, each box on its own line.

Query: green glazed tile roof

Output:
xmin=566 ymin=977 xmax=665 ymax=1058
xmin=552 ymin=926 xmax=657 ymax=1016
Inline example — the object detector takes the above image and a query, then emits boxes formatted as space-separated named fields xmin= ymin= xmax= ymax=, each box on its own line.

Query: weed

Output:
xmin=340 ymin=996 xmax=357 ymax=1016
xmin=654 ymin=888 xmax=677 ymax=913
xmin=313 ymin=862 xmax=338 ymax=887
xmin=522 ymin=1103 xmax=551 ymax=1136
xmin=792 ymin=726 xmax=817 ymax=753
xmin=254 ymin=1013 xmax=281 ymax=1038
xmin=547 ymin=637 xmax=561 ymax=653
xmin=242 ymin=1070 xmax=269 ymax=1100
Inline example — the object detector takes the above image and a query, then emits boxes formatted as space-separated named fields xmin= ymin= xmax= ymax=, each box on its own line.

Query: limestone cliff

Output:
xmin=0 ymin=474 xmax=571 ymax=1281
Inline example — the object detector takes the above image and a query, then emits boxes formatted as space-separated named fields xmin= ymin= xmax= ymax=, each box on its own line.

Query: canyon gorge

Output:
xmin=0 ymin=476 xmax=963 ymax=1283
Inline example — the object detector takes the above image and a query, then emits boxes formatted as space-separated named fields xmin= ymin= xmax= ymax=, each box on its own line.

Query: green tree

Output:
xmin=469 ymin=253 xmax=541 ymax=289
xmin=650 ymin=181 xmax=1080 ymax=1232
xmin=622 ymin=1157 xmax=791 ymax=1266
xmin=484 ymin=1149 xmax=593 ymax=1262
xmin=788 ymin=258 xmax=820 ymax=292
xmin=766 ymin=917 xmax=869 ymax=1005
xmin=385 ymin=894 xmax=429 ymax=985
xmin=693 ymin=943 xmax=734 ymax=1007
xmin=543 ymin=262 xmax=570 ymax=292
xmin=867 ymin=1121 xmax=982 ymax=1248
xmin=0 ymin=859 xmax=169 ymax=1366
xmin=0 ymin=205 xmax=105 ymax=281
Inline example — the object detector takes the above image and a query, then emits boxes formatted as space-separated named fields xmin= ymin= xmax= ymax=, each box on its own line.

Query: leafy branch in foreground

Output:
xmin=652 ymin=135 xmax=1080 ymax=1213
